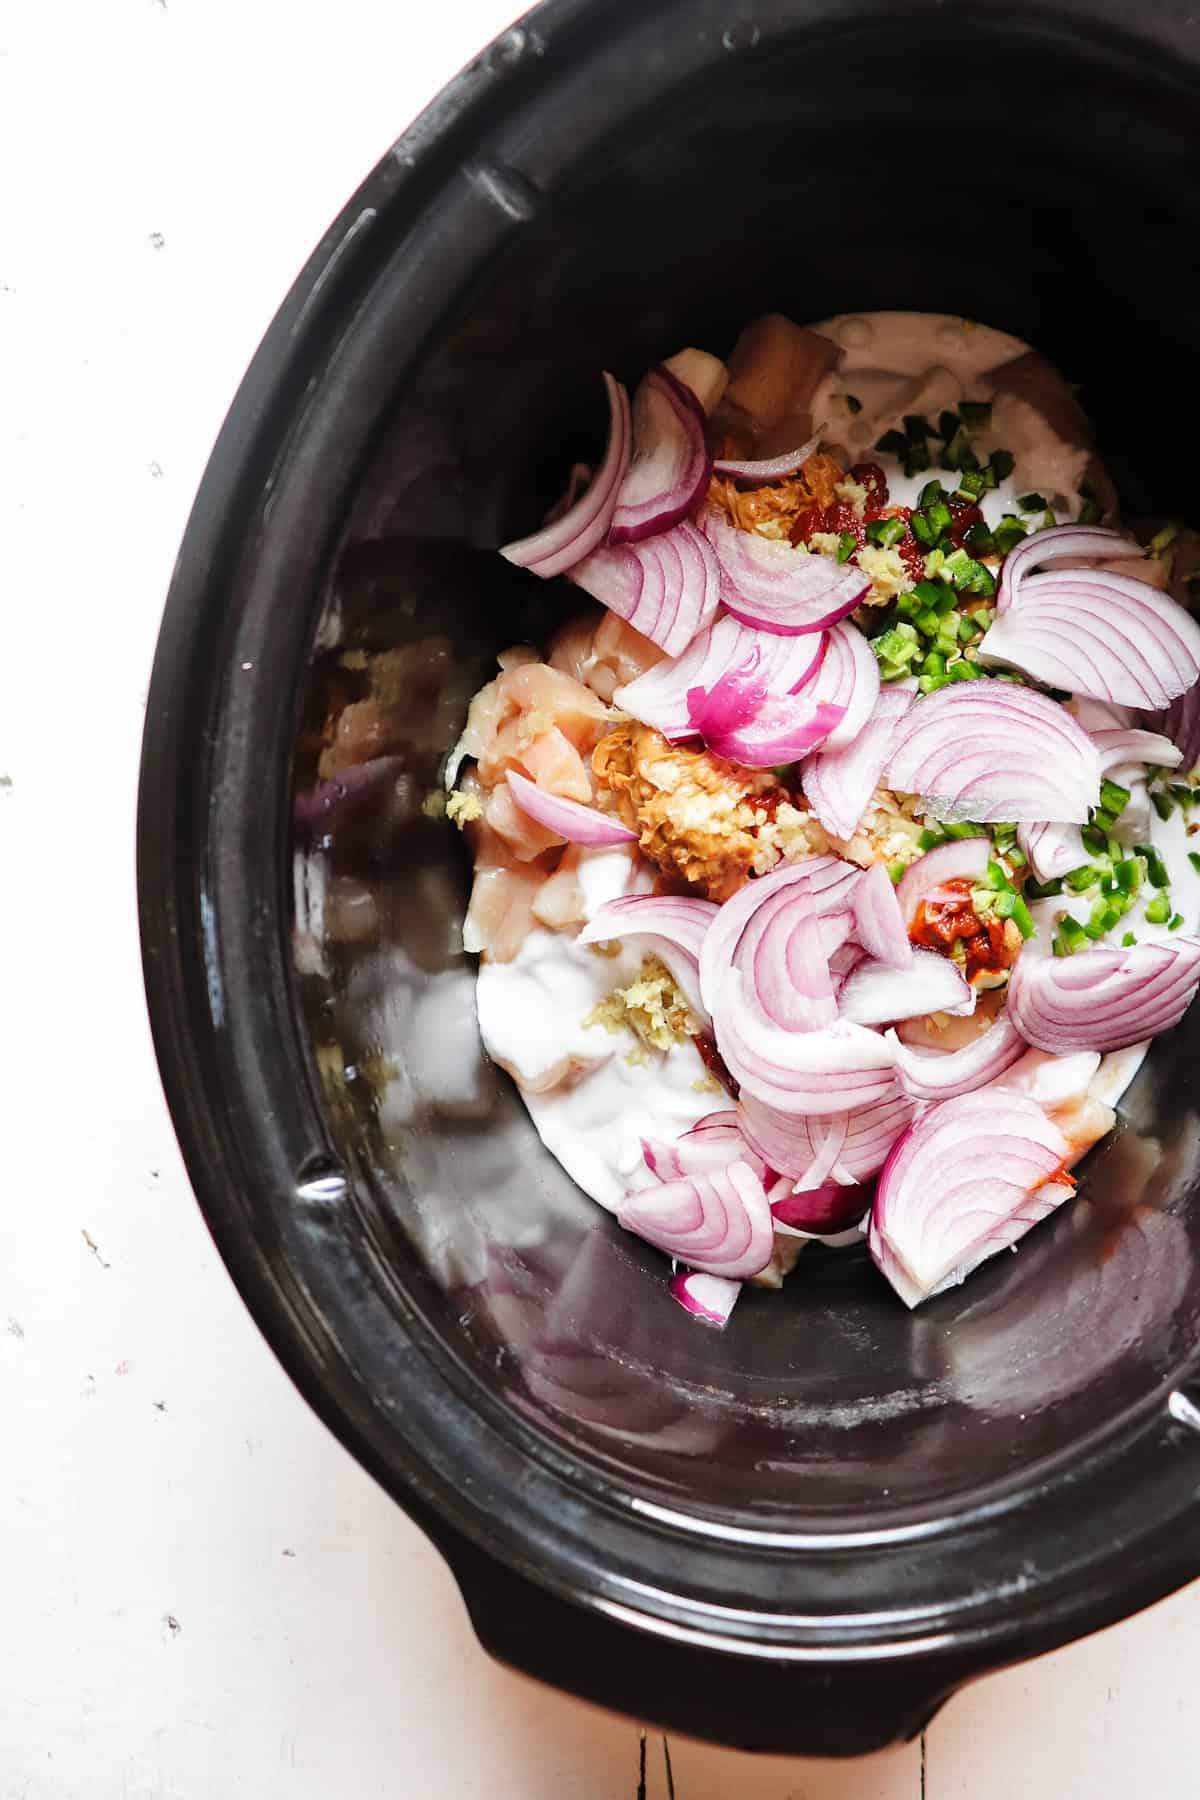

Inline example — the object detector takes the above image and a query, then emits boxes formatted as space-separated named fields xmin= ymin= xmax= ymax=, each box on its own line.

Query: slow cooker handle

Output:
xmin=432 ymin=1524 xmax=965 ymax=1756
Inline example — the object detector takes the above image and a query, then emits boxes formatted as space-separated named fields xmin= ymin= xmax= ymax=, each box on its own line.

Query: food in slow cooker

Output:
xmin=451 ymin=311 xmax=1200 ymax=1321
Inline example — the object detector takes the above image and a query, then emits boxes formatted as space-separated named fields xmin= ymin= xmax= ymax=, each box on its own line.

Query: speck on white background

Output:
xmin=2 ymin=2 xmax=1199 ymax=1794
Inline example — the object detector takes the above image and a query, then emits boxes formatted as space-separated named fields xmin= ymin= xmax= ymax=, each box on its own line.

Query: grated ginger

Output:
xmin=585 ymin=954 xmax=697 ymax=1057
xmin=594 ymin=722 xmax=853 ymax=899
xmin=446 ymin=789 xmax=483 ymax=827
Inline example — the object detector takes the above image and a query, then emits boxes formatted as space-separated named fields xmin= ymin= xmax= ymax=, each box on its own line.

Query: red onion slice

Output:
xmin=896 ymin=837 xmax=991 ymax=924
xmin=715 ymin=985 xmax=898 ymax=1113
xmin=505 ymin=771 xmax=636 ymax=848
xmin=697 ymin=619 xmax=877 ymax=765
xmin=739 ymin=1088 xmax=915 ymax=1184
xmin=869 ymin=1089 xmax=1072 ymax=1307
xmin=980 ymin=570 xmax=1200 ymax=709
xmin=613 ymin=613 xmax=825 ymax=741
xmin=668 ymin=1270 xmax=742 ymax=1328
xmin=839 ymin=948 xmax=975 ymax=1026
xmin=802 ymin=684 xmax=915 ymax=840
xmin=804 ymin=619 xmax=881 ymax=752
xmin=770 ymin=1182 xmax=872 ymax=1234
xmin=642 ymin=1112 xmax=767 ymax=1183
xmin=579 ymin=893 xmax=719 ymax=1022
xmin=500 ymin=373 xmax=631 ymax=578
xmin=888 ymin=1012 xmax=1027 ymax=1100
xmin=712 ymin=433 xmax=820 ymax=483
xmin=1007 ymin=935 xmax=1200 ymax=1053
xmin=609 ymin=364 xmax=713 ymax=544
xmin=703 ymin=511 xmax=871 ymax=635
xmin=1090 ymin=726 xmax=1183 ymax=774
xmin=543 ymin=461 xmax=592 ymax=525
xmin=699 ymin=855 xmax=860 ymax=1014
xmin=580 ymin=893 xmax=717 ymax=961
xmin=700 ymin=694 xmax=846 ymax=766
xmin=293 ymin=753 xmax=407 ymax=833
xmin=997 ymin=522 xmax=1132 ymax=614
xmin=885 ymin=683 xmax=1102 ymax=823
xmin=617 ymin=1160 xmax=775 ymax=1278
xmin=852 ymin=861 xmax=913 ymax=969
xmin=572 ymin=519 xmax=721 ymax=657
xmin=1017 ymin=820 xmax=1088 ymax=883
xmin=1146 ymin=681 xmax=1200 ymax=773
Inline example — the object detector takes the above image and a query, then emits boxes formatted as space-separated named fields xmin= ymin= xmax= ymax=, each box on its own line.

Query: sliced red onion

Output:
xmin=739 ymin=1088 xmax=915 ymax=1184
xmin=687 ymin=665 xmax=770 ymax=739
xmin=699 ymin=855 xmax=860 ymax=1015
xmin=703 ymin=511 xmax=871 ymax=635
xmin=770 ymin=1182 xmax=871 ymax=1234
xmin=888 ymin=1011 xmax=1027 ymax=1100
xmin=1090 ymin=726 xmax=1183 ymax=774
xmin=712 ymin=433 xmax=819 ymax=483
xmin=543 ymin=461 xmax=592 ymax=526
xmin=896 ymin=836 xmax=991 ymax=925
xmin=868 ymin=1090 xmax=1073 ymax=1308
xmin=1007 ymin=936 xmax=1200 ymax=1053
xmin=802 ymin=684 xmax=915 ymax=840
xmin=980 ymin=570 xmax=1200 ymax=709
xmin=610 ymin=364 xmax=712 ymax=544
xmin=805 ymin=618 xmax=881 ymax=752
xmin=579 ymin=893 xmax=719 ymax=1022
xmin=642 ymin=1112 xmax=766 ymax=1183
xmin=715 ymin=986 xmax=897 ymax=1113
xmin=668 ymin=1270 xmax=742 ymax=1328
xmin=700 ymin=694 xmax=845 ymax=766
xmin=698 ymin=619 xmax=876 ymax=764
xmin=997 ymin=522 xmax=1133 ymax=614
xmin=506 ymin=771 xmax=636 ymax=848
xmin=839 ymin=948 xmax=974 ymax=1027
xmin=885 ymin=683 xmax=1102 ymax=823
xmin=852 ymin=861 xmax=913 ymax=970
xmin=580 ymin=892 xmax=717 ymax=960
xmin=613 ymin=612 xmax=824 ymax=741
xmin=617 ymin=1160 xmax=775 ymax=1278
xmin=1146 ymin=681 xmax=1200 ymax=773
xmin=500 ymin=373 xmax=631 ymax=577
xmin=293 ymin=753 xmax=407 ymax=833
xmin=572 ymin=519 xmax=721 ymax=658
xmin=1017 ymin=821 xmax=1088 ymax=884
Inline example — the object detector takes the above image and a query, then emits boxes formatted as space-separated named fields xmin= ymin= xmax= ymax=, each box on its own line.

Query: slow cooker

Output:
xmin=138 ymin=0 xmax=1200 ymax=1754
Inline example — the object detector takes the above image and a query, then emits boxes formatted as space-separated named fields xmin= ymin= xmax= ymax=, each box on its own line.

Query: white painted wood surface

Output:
xmin=3 ymin=2 xmax=1198 ymax=1792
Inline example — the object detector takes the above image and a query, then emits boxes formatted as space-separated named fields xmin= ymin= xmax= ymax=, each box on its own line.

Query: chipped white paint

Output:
xmin=3 ymin=1 xmax=1200 ymax=1795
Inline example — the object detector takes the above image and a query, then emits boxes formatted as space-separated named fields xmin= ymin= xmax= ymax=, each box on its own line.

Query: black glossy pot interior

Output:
xmin=296 ymin=10 xmax=1200 ymax=1517
xmin=142 ymin=0 xmax=1200 ymax=1751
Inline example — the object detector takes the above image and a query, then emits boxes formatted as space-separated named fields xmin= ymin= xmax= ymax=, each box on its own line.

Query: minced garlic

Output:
xmin=807 ymin=531 xmax=843 ymax=558
xmin=584 ymin=954 xmax=697 ymax=1055
xmin=751 ymin=801 xmax=832 ymax=872
xmin=855 ymin=544 xmax=911 ymax=606
xmin=834 ymin=475 xmax=869 ymax=518
xmin=830 ymin=788 xmax=926 ymax=870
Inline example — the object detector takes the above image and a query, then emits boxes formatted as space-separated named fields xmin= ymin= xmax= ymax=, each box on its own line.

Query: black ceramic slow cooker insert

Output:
xmin=138 ymin=0 xmax=1200 ymax=1756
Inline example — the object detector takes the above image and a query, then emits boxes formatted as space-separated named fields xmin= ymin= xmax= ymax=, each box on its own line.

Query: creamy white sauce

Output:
xmin=810 ymin=310 xmax=1088 ymax=521
xmin=1030 ymin=797 xmax=1200 ymax=948
xmin=475 ymin=847 xmax=718 ymax=1211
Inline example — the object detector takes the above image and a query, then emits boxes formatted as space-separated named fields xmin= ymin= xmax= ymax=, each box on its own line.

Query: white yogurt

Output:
xmin=475 ymin=847 xmax=718 ymax=1210
xmin=810 ymin=310 xmax=1088 ymax=521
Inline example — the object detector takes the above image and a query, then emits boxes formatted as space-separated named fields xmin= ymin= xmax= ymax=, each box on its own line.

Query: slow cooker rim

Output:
xmin=137 ymin=0 xmax=1200 ymax=1709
